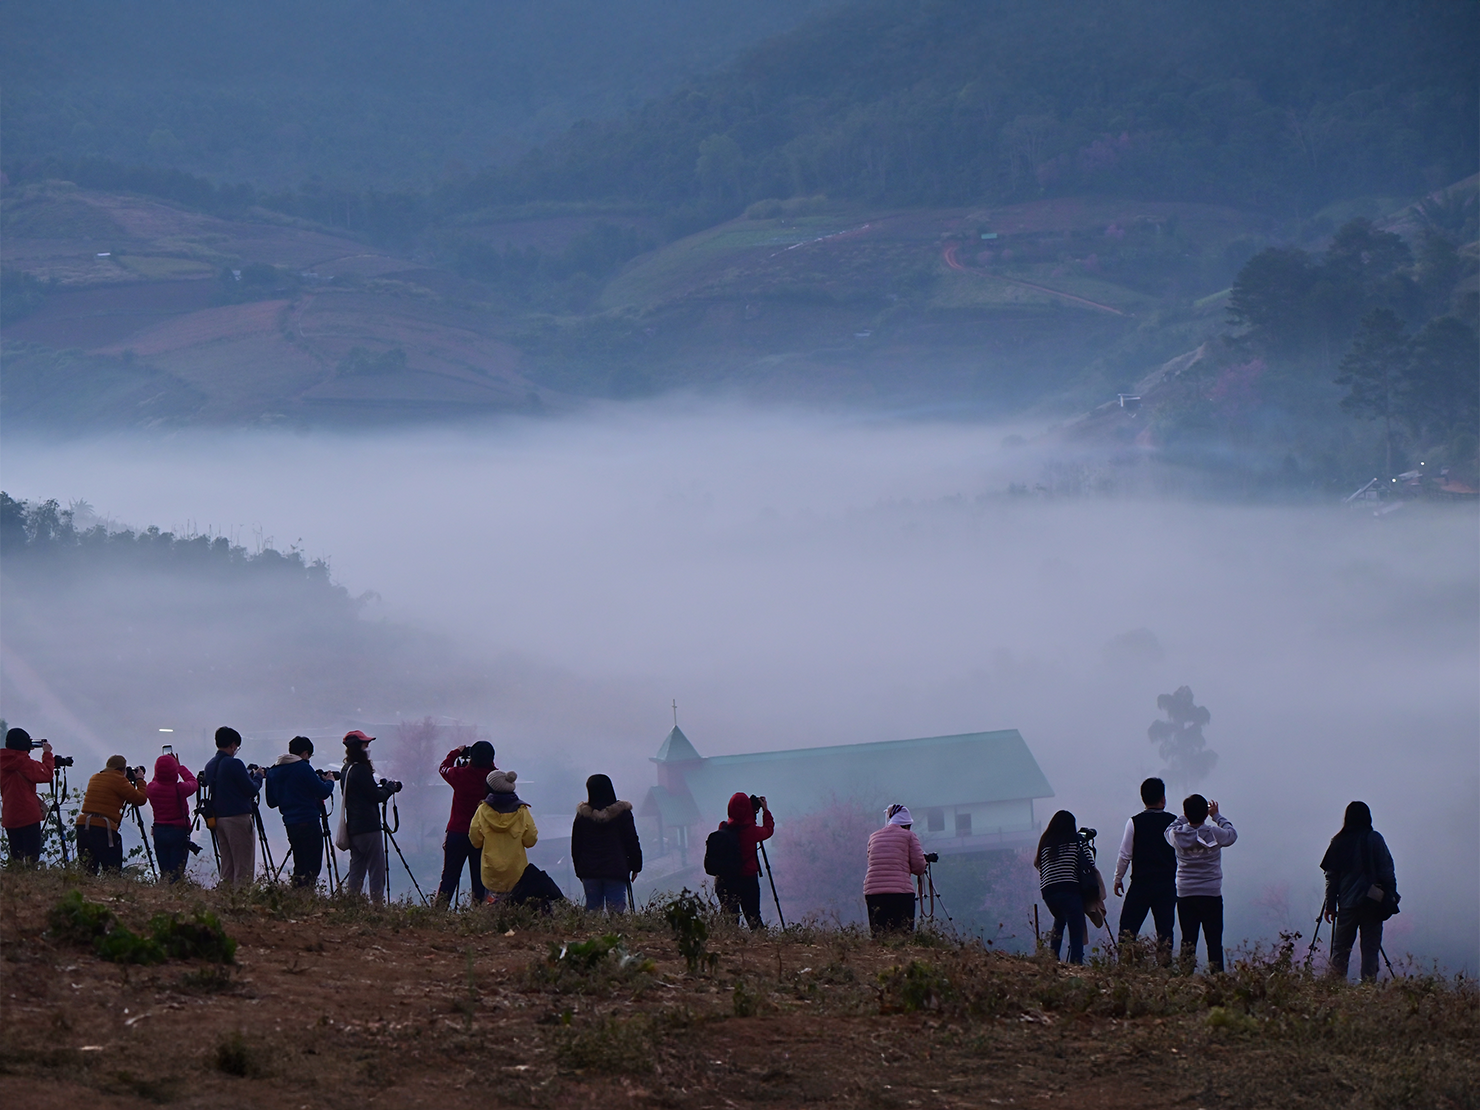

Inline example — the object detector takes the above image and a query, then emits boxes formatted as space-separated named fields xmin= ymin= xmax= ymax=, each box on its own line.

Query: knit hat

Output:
xmin=4 ymin=727 xmax=31 ymax=751
xmin=886 ymin=804 xmax=913 ymax=827
xmin=106 ymin=754 xmax=128 ymax=771
xmin=486 ymin=769 xmax=518 ymax=793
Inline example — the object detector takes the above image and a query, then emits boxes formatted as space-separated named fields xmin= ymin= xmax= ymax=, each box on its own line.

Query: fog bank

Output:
xmin=2 ymin=403 xmax=1476 ymax=969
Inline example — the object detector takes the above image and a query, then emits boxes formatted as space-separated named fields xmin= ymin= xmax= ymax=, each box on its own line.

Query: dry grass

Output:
xmin=1 ymin=866 xmax=1473 ymax=1109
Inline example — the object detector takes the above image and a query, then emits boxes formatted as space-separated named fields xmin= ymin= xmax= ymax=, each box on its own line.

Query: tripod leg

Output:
xmin=758 ymin=842 xmax=786 ymax=930
xmin=252 ymin=807 xmax=276 ymax=881
xmin=384 ymin=827 xmax=429 ymax=905
xmin=1379 ymin=944 xmax=1397 ymax=978
xmin=133 ymin=808 xmax=158 ymax=880
xmin=274 ymin=846 xmax=294 ymax=884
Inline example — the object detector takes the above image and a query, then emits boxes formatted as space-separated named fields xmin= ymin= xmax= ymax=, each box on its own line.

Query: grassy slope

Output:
xmin=1 ymin=868 xmax=1474 ymax=1109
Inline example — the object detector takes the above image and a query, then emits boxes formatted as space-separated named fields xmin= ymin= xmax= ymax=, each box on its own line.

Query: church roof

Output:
xmin=651 ymin=725 xmax=702 ymax=764
xmin=658 ymin=729 xmax=1053 ymax=828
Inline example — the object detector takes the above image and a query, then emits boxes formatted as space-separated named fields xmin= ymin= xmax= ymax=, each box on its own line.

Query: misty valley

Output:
xmin=1 ymin=3 xmax=1476 ymax=1108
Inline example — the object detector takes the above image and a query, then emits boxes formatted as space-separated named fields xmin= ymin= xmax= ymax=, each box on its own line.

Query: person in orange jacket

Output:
xmin=2 ymin=727 xmax=55 ymax=863
xmin=75 ymin=755 xmax=148 ymax=873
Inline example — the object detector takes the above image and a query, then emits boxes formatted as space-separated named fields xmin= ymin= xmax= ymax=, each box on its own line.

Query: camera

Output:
xmin=1078 ymin=827 xmax=1098 ymax=840
xmin=379 ymin=778 xmax=403 ymax=794
xmin=247 ymin=763 xmax=263 ymax=774
xmin=53 ymin=755 xmax=74 ymax=768
xmin=125 ymin=766 xmax=140 ymax=784
xmin=749 ymin=794 xmax=762 ymax=811
xmin=320 ymin=769 xmax=340 ymax=781
xmin=924 ymin=852 xmax=939 ymax=864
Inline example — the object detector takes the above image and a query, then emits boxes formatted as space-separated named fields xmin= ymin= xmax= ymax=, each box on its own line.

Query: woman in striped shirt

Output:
xmin=1036 ymin=809 xmax=1093 ymax=964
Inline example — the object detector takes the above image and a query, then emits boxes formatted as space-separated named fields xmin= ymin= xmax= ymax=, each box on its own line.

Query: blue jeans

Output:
xmin=582 ymin=877 xmax=628 ymax=912
xmin=1043 ymin=882 xmax=1086 ymax=964
xmin=153 ymin=824 xmax=191 ymax=881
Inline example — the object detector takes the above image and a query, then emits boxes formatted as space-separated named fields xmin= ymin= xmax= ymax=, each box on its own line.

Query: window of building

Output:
xmin=926 ymin=808 xmax=945 ymax=832
xmin=955 ymin=811 xmax=972 ymax=836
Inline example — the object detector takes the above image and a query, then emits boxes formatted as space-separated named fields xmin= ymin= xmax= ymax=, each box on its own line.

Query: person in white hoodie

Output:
xmin=1165 ymin=793 xmax=1236 ymax=973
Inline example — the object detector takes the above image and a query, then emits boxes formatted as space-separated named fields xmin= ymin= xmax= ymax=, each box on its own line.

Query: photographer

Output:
xmin=75 ymin=755 xmax=149 ymax=874
xmin=863 ymin=804 xmax=928 ymax=937
xmin=341 ymin=731 xmax=397 ymax=903
xmin=265 ymin=736 xmax=337 ymax=889
xmin=201 ymin=726 xmax=265 ymax=886
xmin=710 ymin=792 xmax=773 ymax=930
xmin=1321 ymin=801 xmax=1397 ymax=983
xmin=1165 ymin=794 xmax=1237 ymax=974
xmin=146 ymin=753 xmax=198 ymax=882
xmin=1 ymin=727 xmax=55 ymax=864
xmin=1035 ymin=809 xmax=1093 ymax=965
xmin=435 ymin=740 xmax=495 ymax=906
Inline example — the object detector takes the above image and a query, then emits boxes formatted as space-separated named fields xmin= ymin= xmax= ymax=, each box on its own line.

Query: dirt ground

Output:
xmin=1 ymin=870 xmax=1473 ymax=1110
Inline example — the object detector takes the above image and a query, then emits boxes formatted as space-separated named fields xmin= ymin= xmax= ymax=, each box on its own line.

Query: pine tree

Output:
xmin=1335 ymin=308 xmax=1409 ymax=477
xmin=1148 ymin=687 xmax=1216 ymax=788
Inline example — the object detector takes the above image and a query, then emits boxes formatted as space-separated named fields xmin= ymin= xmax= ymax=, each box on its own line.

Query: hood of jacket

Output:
xmin=273 ymin=753 xmax=303 ymax=767
xmin=483 ymin=792 xmax=528 ymax=814
xmin=576 ymin=800 xmax=632 ymax=823
xmin=152 ymin=754 xmax=181 ymax=784
xmin=478 ymin=799 xmax=530 ymax=825
xmin=726 ymin=791 xmax=755 ymax=826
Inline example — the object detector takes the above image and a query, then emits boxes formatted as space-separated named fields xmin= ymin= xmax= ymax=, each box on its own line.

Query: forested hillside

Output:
xmin=0 ymin=0 xmax=836 ymax=189
xmin=469 ymin=0 xmax=1478 ymax=225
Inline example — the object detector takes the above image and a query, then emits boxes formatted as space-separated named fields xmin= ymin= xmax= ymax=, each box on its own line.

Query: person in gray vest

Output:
xmin=1113 ymin=776 xmax=1178 ymax=963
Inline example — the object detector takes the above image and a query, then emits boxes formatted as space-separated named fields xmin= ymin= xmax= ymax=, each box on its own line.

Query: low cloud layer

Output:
xmin=3 ymin=402 xmax=1476 ymax=968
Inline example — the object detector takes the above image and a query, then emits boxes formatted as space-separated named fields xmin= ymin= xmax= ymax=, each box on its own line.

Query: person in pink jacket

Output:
xmin=146 ymin=753 xmax=198 ymax=882
xmin=863 ymin=803 xmax=928 ymax=936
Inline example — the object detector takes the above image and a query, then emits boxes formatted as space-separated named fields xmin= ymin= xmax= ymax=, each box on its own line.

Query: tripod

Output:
xmin=193 ymin=785 xmax=222 ymax=878
xmin=380 ymin=797 xmax=428 ymax=906
xmin=128 ymin=803 xmax=158 ymax=880
xmin=320 ymin=799 xmax=342 ymax=893
xmin=918 ymin=857 xmax=953 ymax=926
xmin=758 ymin=841 xmax=786 ymax=930
xmin=45 ymin=765 xmax=72 ymax=865
xmin=250 ymin=803 xmax=277 ymax=882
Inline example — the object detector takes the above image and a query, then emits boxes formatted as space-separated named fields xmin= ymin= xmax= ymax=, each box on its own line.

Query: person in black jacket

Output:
xmin=1113 ymin=776 xmax=1178 ymax=964
xmin=570 ymin=774 xmax=642 ymax=912
xmin=1321 ymin=800 xmax=1397 ymax=983
xmin=340 ymin=731 xmax=400 ymax=903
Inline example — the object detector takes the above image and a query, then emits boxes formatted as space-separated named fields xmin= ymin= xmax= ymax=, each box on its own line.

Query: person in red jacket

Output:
xmin=2 ymin=727 xmax=55 ymax=864
xmin=435 ymin=740 xmax=495 ymax=906
xmin=146 ymin=753 xmax=198 ymax=882
xmin=716 ymin=791 xmax=774 ymax=929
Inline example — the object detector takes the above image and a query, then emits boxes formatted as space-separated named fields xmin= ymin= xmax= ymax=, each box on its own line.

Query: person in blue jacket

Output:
xmin=265 ymin=736 xmax=338 ymax=889
xmin=201 ymin=726 xmax=265 ymax=886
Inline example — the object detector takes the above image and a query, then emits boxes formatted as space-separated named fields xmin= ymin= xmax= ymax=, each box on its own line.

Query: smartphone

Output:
xmin=162 ymin=744 xmax=174 ymax=755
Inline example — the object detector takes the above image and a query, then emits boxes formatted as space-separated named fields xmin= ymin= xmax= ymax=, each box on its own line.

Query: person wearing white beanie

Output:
xmin=863 ymin=803 xmax=928 ymax=937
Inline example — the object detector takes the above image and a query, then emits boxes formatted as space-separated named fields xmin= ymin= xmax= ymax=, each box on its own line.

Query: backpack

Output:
xmin=704 ymin=824 xmax=743 ymax=878
xmin=1360 ymin=833 xmax=1400 ymax=920
xmin=505 ymin=863 xmax=565 ymax=910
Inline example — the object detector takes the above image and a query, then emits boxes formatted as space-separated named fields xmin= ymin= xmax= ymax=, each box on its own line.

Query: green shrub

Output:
xmin=528 ymin=932 xmax=655 ymax=993
xmin=148 ymin=909 xmax=237 ymax=963
xmin=660 ymin=889 xmax=716 ymax=975
xmin=211 ymin=1031 xmax=261 ymax=1077
xmin=93 ymin=927 xmax=166 ymax=965
xmin=878 ymin=959 xmax=956 ymax=1013
xmin=47 ymin=890 xmax=116 ymax=944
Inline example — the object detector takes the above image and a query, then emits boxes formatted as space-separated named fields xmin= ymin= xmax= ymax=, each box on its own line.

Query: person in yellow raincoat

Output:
xmin=467 ymin=769 xmax=538 ymax=898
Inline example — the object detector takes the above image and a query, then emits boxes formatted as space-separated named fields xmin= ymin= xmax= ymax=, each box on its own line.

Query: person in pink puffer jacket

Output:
xmin=863 ymin=804 xmax=928 ymax=937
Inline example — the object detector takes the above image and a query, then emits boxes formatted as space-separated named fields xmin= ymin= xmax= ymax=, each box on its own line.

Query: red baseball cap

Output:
xmin=343 ymin=730 xmax=375 ymax=746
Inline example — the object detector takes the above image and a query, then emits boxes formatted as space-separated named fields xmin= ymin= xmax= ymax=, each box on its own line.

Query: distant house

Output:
xmin=639 ymin=725 xmax=1054 ymax=878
